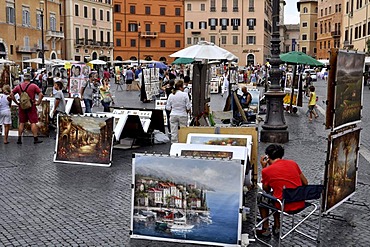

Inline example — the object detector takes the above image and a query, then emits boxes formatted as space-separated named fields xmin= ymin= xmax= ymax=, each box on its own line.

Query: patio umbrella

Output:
xmin=23 ymin=58 xmax=54 ymax=65
xmin=89 ymin=59 xmax=107 ymax=65
xmin=147 ymin=61 xmax=168 ymax=69
xmin=280 ymin=51 xmax=323 ymax=66
xmin=169 ymin=41 xmax=238 ymax=61
xmin=172 ymin=57 xmax=195 ymax=65
xmin=0 ymin=58 xmax=14 ymax=64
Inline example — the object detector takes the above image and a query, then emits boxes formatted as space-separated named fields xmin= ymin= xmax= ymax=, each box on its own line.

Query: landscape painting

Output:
xmin=131 ymin=154 xmax=243 ymax=246
xmin=334 ymin=50 xmax=365 ymax=129
xmin=54 ymin=115 xmax=114 ymax=166
xmin=323 ymin=128 xmax=360 ymax=213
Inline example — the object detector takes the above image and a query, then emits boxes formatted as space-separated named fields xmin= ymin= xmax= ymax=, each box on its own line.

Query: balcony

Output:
xmin=233 ymin=7 xmax=239 ymax=12
xmin=140 ymin=31 xmax=158 ymax=38
xmin=46 ymin=30 xmax=64 ymax=40
xmin=16 ymin=46 xmax=32 ymax=53
xmin=331 ymin=31 xmax=341 ymax=37
xmin=75 ymin=38 xmax=84 ymax=47
xmin=221 ymin=7 xmax=227 ymax=12
xmin=32 ymin=44 xmax=49 ymax=52
xmin=210 ymin=7 xmax=216 ymax=12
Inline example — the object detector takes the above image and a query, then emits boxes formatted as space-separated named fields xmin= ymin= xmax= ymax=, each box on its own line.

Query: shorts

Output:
xmin=308 ymin=105 xmax=315 ymax=111
xmin=0 ymin=111 xmax=11 ymax=125
xmin=19 ymin=106 xmax=38 ymax=124
xmin=126 ymin=79 xmax=133 ymax=85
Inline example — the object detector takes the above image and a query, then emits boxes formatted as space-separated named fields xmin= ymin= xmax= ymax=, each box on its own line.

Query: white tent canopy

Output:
xmin=23 ymin=58 xmax=54 ymax=65
xmin=89 ymin=59 xmax=107 ymax=65
xmin=0 ymin=58 xmax=14 ymax=64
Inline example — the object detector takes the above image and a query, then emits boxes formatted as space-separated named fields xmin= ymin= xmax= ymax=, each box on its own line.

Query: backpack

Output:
xmin=19 ymin=83 xmax=32 ymax=110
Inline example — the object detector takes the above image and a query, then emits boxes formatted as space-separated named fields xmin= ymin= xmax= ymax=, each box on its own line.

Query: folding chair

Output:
xmin=254 ymin=185 xmax=324 ymax=247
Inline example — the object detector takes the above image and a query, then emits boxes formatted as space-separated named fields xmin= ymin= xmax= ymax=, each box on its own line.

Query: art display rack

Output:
xmin=142 ymin=68 xmax=161 ymax=101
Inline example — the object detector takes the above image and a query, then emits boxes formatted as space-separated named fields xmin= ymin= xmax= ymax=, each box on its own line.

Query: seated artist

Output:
xmin=239 ymin=86 xmax=252 ymax=109
xmin=257 ymin=144 xmax=308 ymax=237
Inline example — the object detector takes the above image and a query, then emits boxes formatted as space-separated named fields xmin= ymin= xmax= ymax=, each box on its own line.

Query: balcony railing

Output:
xmin=140 ymin=31 xmax=158 ymax=38
xmin=75 ymin=38 xmax=84 ymax=46
xmin=331 ymin=31 xmax=341 ymax=37
xmin=16 ymin=46 xmax=32 ymax=53
xmin=32 ymin=44 xmax=49 ymax=52
xmin=221 ymin=7 xmax=227 ymax=12
xmin=210 ymin=7 xmax=216 ymax=12
xmin=46 ymin=30 xmax=65 ymax=39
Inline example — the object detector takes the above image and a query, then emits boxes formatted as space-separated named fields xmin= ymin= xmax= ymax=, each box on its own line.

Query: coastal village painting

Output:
xmin=131 ymin=154 xmax=243 ymax=246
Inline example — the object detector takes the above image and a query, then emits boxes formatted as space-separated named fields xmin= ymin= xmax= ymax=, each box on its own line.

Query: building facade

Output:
xmin=113 ymin=0 xmax=184 ymax=63
xmin=297 ymin=0 xmax=318 ymax=57
xmin=316 ymin=0 xmax=343 ymax=60
xmin=343 ymin=0 xmax=370 ymax=52
xmin=62 ymin=0 xmax=113 ymax=63
xmin=0 ymin=0 xmax=64 ymax=68
xmin=283 ymin=24 xmax=300 ymax=53
xmin=185 ymin=0 xmax=275 ymax=66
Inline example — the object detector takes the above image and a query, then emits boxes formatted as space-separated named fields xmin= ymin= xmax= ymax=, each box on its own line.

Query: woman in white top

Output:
xmin=165 ymin=80 xmax=191 ymax=143
xmin=0 ymin=85 xmax=12 ymax=144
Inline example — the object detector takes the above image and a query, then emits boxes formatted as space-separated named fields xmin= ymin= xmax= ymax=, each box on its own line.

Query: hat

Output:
xmin=24 ymin=73 xmax=32 ymax=81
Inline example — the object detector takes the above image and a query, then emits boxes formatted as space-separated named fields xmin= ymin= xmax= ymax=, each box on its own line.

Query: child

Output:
xmin=308 ymin=85 xmax=318 ymax=121
xmin=51 ymin=81 xmax=66 ymax=127
xmin=0 ymin=85 xmax=12 ymax=144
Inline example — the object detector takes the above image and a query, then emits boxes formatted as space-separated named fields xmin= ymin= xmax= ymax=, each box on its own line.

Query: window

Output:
xmin=321 ymin=9 xmax=323 ymax=16
xmin=247 ymin=18 xmax=256 ymax=30
xmin=75 ymin=27 xmax=80 ymax=40
xmin=107 ymin=32 xmax=110 ymax=43
xmin=130 ymin=6 xmax=136 ymax=14
xmin=145 ymin=6 xmax=151 ymax=15
xmin=100 ymin=31 xmax=103 ymax=42
xmin=231 ymin=18 xmax=240 ymax=30
xmin=302 ymin=34 xmax=307 ymax=40
xmin=232 ymin=36 xmax=238 ymax=45
xmin=303 ymin=7 xmax=308 ymax=13
xmin=107 ymin=11 xmax=110 ymax=22
xmin=329 ymin=6 xmax=331 ymax=14
xmin=116 ymin=22 xmax=121 ymax=31
xmin=328 ymin=41 xmax=331 ymax=49
xmin=187 ymin=3 xmax=191 ymax=11
xmin=199 ymin=21 xmax=207 ymax=29
xmin=99 ymin=9 xmax=103 ymax=21
xmin=175 ymin=40 xmax=181 ymax=47
xmin=175 ymin=8 xmax=181 ymax=16
xmin=24 ymin=36 xmax=30 ymax=49
xmin=84 ymin=29 xmax=89 ymax=41
xmin=130 ymin=39 xmax=136 ymax=47
xmin=210 ymin=0 xmax=216 ymax=12
xmin=325 ymin=8 xmax=327 ymax=15
xmin=249 ymin=0 xmax=254 ymax=12
xmin=116 ymin=38 xmax=121 ymax=46
xmin=210 ymin=35 xmax=216 ymax=44
xmin=302 ymin=47 xmax=307 ymax=53
xmin=201 ymin=4 xmax=205 ymax=11
xmin=114 ymin=4 xmax=121 ymax=13
xmin=160 ymin=24 xmax=166 ymax=32
xmin=75 ymin=4 xmax=79 ymax=16
xmin=233 ymin=0 xmax=238 ymax=12
xmin=36 ymin=13 xmax=42 ymax=29
xmin=247 ymin=36 xmax=256 ymax=44
xmin=22 ymin=8 xmax=30 ymax=26
xmin=128 ymin=23 xmax=138 ymax=32
xmin=146 ymin=39 xmax=151 ymax=47
xmin=220 ymin=18 xmax=229 ymax=30
xmin=302 ymin=22 xmax=308 ymax=27
xmin=50 ymin=15 xmax=56 ymax=31
xmin=187 ymin=37 xmax=192 ymax=44
xmin=160 ymin=40 xmax=166 ymax=47
xmin=320 ymin=42 xmax=322 ymax=49
xmin=314 ymin=22 xmax=317 ymax=28
xmin=84 ymin=6 xmax=88 ymax=18
xmin=145 ymin=23 xmax=151 ymax=32
xmin=186 ymin=22 xmax=193 ymax=29
xmin=314 ymin=32 xmax=317 ymax=40
xmin=175 ymin=25 xmax=181 ymax=33
xmin=160 ymin=7 xmax=165 ymax=15
xmin=221 ymin=36 xmax=227 ymax=45
xmin=222 ymin=0 xmax=227 ymax=12
xmin=6 ymin=4 xmax=15 ymax=24
xmin=92 ymin=30 xmax=96 ymax=42
xmin=209 ymin=18 xmax=218 ymax=30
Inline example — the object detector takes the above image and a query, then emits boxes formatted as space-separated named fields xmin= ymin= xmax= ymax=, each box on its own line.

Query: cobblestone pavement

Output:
xmin=1 ymin=78 xmax=370 ymax=246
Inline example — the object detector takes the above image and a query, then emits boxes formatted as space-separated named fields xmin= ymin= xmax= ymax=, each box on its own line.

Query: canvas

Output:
xmin=323 ymin=127 xmax=360 ymax=213
xmin=333 ymin=50 xmax=365 ymax=130
xmin=131 ymin=154 xmax=243 ymax=246
xmin=54 ymin=115 xmax=114 ymax=167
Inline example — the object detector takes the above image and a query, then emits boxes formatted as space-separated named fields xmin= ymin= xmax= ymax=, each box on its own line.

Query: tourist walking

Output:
xmin=125 ymin=68 xmax=134 ymax=91
xmin=10 ymin=73 xmax=44 ymax=144
xmin=307 ymin=85 xmax=318 ymax=121
xmin=165 ymin=80 xmax=191 ymax=143
xmin=0 ymin=85 xmax=12 ymax=144
xmin=51 ymin=81 xmax=66 ymax=127
xmin=100 ymin=78 xmax=114 ymax=112
xmin=80 ymin=72 xmax=98 ymax=113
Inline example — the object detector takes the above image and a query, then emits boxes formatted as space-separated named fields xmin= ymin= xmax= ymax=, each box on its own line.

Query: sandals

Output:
xmin=256 ymin=228 xmax=271 ymax=237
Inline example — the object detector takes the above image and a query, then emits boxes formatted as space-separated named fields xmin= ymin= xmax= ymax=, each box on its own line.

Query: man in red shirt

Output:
xmin=10 ymin=73 xmax=44 ymax=144
xmin=257 ymin=144 xmax=308 ymax=237
xmin=103 ymin=68 xmax=110 ymax=80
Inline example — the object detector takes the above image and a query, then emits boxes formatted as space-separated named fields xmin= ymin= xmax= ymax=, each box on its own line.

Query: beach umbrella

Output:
xmin=280 ymin=51 xmax=323 ymax=66
xmin=172 ymin=57 xmax=195 ymax=65
xmin=170 ymin=41 xmax=238 ymax=61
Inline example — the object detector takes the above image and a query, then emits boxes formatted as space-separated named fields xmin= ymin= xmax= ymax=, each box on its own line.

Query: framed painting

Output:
xmin=322 ymin=127 xmax=360 ymax=213
xmin=54 ymin=115 xmax=114 ymax=167
xmin=333 ymin=50 xmax=365 ymax=130
xmin=131 ymin=154 xmax=243 ymax=246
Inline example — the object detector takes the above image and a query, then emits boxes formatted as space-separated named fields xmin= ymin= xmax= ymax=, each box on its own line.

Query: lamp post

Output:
xmin=40 ymin=1 xmax=45 ymax=69
xmin=260 ymin=0 xmax=289 ymax=143
xmin=137 ymin=22 xmax=141 ymax=67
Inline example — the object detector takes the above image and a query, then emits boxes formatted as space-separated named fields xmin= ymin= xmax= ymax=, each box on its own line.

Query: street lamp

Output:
xmin=137 ymin=22 xmax=141 ymax=67
xmin=40 ymin=1 xmax=45 ymax=69
xmin=260 ymin=0 xmax=289 ymax=143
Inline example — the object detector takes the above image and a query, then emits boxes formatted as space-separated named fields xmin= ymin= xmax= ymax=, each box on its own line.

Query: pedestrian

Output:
xmin=125 ymin=67 xmax=134 ymax=91
xmin=51 ymin=81 xmax=66 ymax=127
xmin=103 ymin=68 xmax=110 ymax=80
xmin=256 ymin=144 xmax=308 ymax=237
xmin=163 ymin=79 xmax=175 ymax=133
xmin=100 ymin=78 xmax=114 ymax=112
xmin=307 ymin=85 xmax=318 ymax=121
xmin=165 ymin=80 xmax=191 ymax=143
xmin=80 ymin=72 xmax=98 ymax=113
xmin=10 ymin=73 xmax=44 ymax=144
xmin=0 ymin=85 xmax=12 ymax=144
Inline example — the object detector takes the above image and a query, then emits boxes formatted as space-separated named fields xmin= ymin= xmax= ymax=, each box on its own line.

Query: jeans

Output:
xmin=170 ymin=115 xmax=188 ymax=143
xmin=101 ymin=100 xmax=110 ymax=112
xmin=84 ymin=98 xmax=93 ymax=113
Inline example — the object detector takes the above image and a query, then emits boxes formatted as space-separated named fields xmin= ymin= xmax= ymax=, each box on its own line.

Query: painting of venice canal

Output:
xmin=131 ymin=155 xmax=243 ymax=246
xmin=54 ymin=115 xmax=114 ymax=166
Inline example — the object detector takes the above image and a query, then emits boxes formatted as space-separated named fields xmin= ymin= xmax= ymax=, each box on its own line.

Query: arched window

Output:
xmin=247 ymin=54 xmax=254 ymax=66
xmin=130 ymin=56 xmax=137 ymax=60
xmin=115 ymin=56 xmax=123 ymax=61
xmin=92 ymin=52 xmax=98 ymax=60
xmin=159 ymin=57 xmax=167 ymax=62
xmin=303 ymin=7 xmax=308 ymax=13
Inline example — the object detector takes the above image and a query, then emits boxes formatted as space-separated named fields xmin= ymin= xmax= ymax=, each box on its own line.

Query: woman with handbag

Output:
xmin=100 ymin=78 xmax=114 ymax=112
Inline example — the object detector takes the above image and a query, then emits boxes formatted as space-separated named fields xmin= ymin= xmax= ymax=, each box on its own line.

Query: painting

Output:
xmin=322 ymin=127 xmax=360 ymax=213
xmin=283 ymin=88 xmax=298 ymax=106
xmin=285 ymin=72 xmax=293 ymax=89
xmin=131 ymin=154 xmax=243 ymax=246
xmin=54 ymin=115 xmax=114 ymax=166
xmin=333 ymin=50 xmax=365 ymax=130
